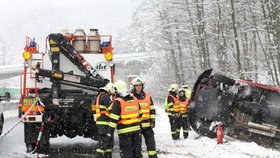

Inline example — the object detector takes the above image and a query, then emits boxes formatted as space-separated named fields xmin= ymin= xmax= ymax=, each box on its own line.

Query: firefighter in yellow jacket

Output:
xmin=178 ymin=88 xmax=190 ymax=138
xmin=165 ymin=84 xmax=180 ymax=140
xmin=132 ymin=77 xmax=157 ymax=158
xmin=106 ymin=80 xmax=142 ymax=158
xmin=95 ymin=82 xmax=115 ymax=158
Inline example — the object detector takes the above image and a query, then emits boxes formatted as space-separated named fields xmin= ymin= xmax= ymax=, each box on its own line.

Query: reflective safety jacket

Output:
xmin=107 ymin=94 xmax=141 ymax=135
xmin=165 ymin=93 xmax=180 ymax=116
xmin=184 ymin=88 xmax=192 ymax=98
xmin=133 ymin=92 xmax=156 ymax=128
xmin=179 ymin=96 xmax=190 ymax=117
xmin=95 ymin=91 xmax=112 ymax=134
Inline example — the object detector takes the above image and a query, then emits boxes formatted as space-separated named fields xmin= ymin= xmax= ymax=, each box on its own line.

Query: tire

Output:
xmin=0 ymin=114 xmax=4 ymax=135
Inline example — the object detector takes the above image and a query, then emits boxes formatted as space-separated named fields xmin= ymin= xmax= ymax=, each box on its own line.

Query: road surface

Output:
xmin=0 ymin=113 xmax=120 ymax=158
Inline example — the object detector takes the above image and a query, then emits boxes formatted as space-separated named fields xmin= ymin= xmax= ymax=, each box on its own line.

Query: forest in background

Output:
xmin=116 ymin=0 xmax=280 ymax=101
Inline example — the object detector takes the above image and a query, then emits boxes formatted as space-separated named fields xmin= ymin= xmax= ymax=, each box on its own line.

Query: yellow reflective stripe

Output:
xmin=121 ymin=113 xmax=139 ymax=119
xmin=150 ymin=114 xmax=156 ymax=119
xmin=141 ymin=109 xmax=150 ymax=113
xmin=109 ymin=122 xmax=117 ymax=128
xmin=150 ymin=105 xmax=155 ymax=110
xmin=110 ymin=113 xmax=120 ymax=120
xmin=181 ymin=114 xmax=188 ymax=117
xmin=105 ymin=149 xmax=112 ymax=152
xmin=122 ymin=118 xmax=140 ymax=125
xmin=105 ymin=113 xmax=111 ymax=117
xmin=96 ymin=121 xmax=109 ymax=125
xmin=176 ymin=129 xmax=180 ymax=132
xmin=141 ymin=122 xmax=151 ymax=128
xmin=183 ymin=130 xmax=189 ymax=133
xmin=96 ymin=149 xmax=105 ymax=153
xmin=117 ymin=125 xmax=140 ymax=134
xmin=99 ymin=105 xmax=107 ymax=109
xmin=171 ymin=131 xmax=176 ymax=134
xmin=148 ymin=150 xmax=157 ymax=156
xmin=167 ymin=112 xmax=172 ymax=116
xmin=167 ymin=103 xmax=173 ymax=106
xmin=107 ymin=103 xmax=114 ymax=111
xmin=142 ymin=114 xmax=150 ymax=117
xmin=126 ymin=99 xmax=134 ymax=103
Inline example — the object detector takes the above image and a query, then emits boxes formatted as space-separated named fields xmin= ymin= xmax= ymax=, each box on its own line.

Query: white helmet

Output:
xmin=169 ymin=84 xmax=179 ymax=92
xmin=178 ymin=88 xmax=185 ymax=93
xmin=114 ymin=80 xmax=128 ymax=93
xmin=100 ymin=82 xmax=115 ymax=94
xmin=132 ymin=77 xmax=145 ymax=85
xmin=182 ymin=85 xmax=189 ymax=89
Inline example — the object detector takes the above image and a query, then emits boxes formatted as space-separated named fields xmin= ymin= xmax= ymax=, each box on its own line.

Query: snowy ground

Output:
xmin=153 ymin=106 xmax=280 ymax=158
xmin=3 ymin=105 xmax=280 ymax=157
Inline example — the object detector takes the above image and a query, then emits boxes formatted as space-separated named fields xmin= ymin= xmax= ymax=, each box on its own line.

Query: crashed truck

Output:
xmin=19 ymin=29 xmax=114 ymax=152
xmin=189 ymin=69 xmax=280 ymax=148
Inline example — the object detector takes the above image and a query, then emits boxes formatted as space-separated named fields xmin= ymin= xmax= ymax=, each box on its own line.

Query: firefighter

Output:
xmin=164 ymin=84 xmax=180 ymax=140
xmin=182 ymin=85 xmax=192 ymax=98
xmin=106 ymin=80 xmax=142 ymax=158
xmin=178 ymin=88 xmax=190 ymax=138
xmin=95 ymin=82 xmax=115 ymax=158
xmin=132 ymin=77 xmax=157 ymax=158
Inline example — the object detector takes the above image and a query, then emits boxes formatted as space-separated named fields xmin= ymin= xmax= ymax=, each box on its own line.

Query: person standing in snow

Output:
xmin=178 ymin=88 xmax=190 ymax=139
xmin=165 ymin=84 xmax=181 ymax=140
xmin=95 ymin=82 xmax=115 ymax=158
xmin=132 ymin=77 xmax=157 ymax=158
xmin=106 ymin=80 xmax=142 ymax=158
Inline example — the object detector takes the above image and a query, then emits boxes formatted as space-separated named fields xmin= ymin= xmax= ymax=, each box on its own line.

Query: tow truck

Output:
xmin=20 ymin=29 xmax=114 ymax=152
xmin=190 ymin=69 xmax=280 ymax=149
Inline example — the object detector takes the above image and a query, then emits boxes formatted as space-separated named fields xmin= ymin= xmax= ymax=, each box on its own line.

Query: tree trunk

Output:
xmin=230 ymin=0 xmax=242 ymax=78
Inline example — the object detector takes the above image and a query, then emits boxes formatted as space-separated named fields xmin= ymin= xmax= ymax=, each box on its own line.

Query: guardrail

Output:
xmin=1 ymin=100 xmax=19 ymax=111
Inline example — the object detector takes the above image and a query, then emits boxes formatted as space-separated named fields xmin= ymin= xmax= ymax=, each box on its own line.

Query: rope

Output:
xmin=0 ymin=97 xmax=49 ymax=157
xmin=0 ymin=97 xmax=39 ymax=140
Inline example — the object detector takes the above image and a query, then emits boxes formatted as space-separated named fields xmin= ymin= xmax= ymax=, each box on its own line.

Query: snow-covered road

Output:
xmin=154 ymin=107 xmax=280 ymax=158
xmin=2 ymin=107 xmax=280 ymax=158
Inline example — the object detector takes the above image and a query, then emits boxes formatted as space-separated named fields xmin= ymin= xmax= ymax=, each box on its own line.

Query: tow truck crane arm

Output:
xmin=47 ymin=33 xmax=108 ymax=82
xmin=35 ymin=33 xmax=109 ymax=91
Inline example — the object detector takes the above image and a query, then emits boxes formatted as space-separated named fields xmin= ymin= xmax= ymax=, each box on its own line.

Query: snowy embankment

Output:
xmin=2 ymin=100 xmax=19 ymax=119
xmin=154 ymin=106 xmax=280 ymax=158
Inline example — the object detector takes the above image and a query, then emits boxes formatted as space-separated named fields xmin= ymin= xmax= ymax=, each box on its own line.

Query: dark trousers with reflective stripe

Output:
xmin=142 ymin=127 xmax=157 ymax=158
xmin=168 ymin=115 xmax=180 ymax=140
xmin=96 ymin=134 xmax=114 ymax=158
xmin=179 ymin=115 xmax=189 ymax=138
xmin=119 ymin=132 xmax=142 ymax=158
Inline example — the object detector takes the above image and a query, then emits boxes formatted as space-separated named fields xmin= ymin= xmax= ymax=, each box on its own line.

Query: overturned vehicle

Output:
xmin=189 ymin=69 xmax=280 ymax=148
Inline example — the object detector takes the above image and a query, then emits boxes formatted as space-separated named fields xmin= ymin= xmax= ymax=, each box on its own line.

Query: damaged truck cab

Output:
xmin=190 ymin=69 xmax=280 ymax=148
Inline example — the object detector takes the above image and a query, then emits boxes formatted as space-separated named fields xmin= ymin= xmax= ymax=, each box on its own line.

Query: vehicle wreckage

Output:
xmin=189 ymin=69 xmax=280 ymax=149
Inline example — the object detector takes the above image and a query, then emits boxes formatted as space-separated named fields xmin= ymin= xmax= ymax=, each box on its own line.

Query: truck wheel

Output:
xmin=0 ymin=114 xmax=4 ymax=135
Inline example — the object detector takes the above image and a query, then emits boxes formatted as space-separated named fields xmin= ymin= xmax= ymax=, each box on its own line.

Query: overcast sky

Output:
xmin=0 ymin=0 xmax=140 ymax=64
